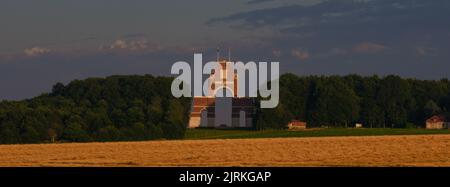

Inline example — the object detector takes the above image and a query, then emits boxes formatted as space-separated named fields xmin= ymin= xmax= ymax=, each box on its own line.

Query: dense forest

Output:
xmin=1 ymin=74 xmax=450 ymax=144
xmin=0 ymin=75 xmax=191 ymax=144
xmin=257 ymin=74 xmax=450 ymax=129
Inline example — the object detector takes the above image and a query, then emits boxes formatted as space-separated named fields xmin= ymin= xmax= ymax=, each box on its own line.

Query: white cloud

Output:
xmin=416 ymin=46 xmax=437 ymax=57
xmin=272 ymin=49 xmax=282 ymax=57
xmin=110 ymin=40 xmax=128 ymax=49
xmin=108 ymin=39 xmax=148 ymax=51
xmin=24 ymin=47 xmax=51 ymax=57
xmin=315 ymin=48 xmax=348 ymax=59
xmin=291 ymin=48 xmax=310 ymax=61
xmin=352 ymin=42 xmax=386 ymax=54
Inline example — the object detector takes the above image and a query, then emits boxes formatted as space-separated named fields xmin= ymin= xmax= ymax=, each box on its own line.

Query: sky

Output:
xmin=1 ymin=0 xmax=450 ymax=100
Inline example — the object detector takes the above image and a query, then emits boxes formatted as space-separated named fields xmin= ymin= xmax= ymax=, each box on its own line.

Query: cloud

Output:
xmin=70 ymin=36 xmax=99 ymax=43
xmin=246 ymin=0 xmax=274 ymax=5
xmin=100 ymin=39 xmax=198 ymax=55
xmin=207 ymin=1 xmax=360 ymax=27
xmin=329 ymin=48 xmax=347 ymax=55
xmin=105 ymin=39 xmax=151 ymax=51
xmin=315 ymin=48 xmax=348 ymax=59
xmin=415 ymin=46 xmax=437 ymax=57
xmin=272 ymin=49 xmax=282 ymax=57
xmin=110 ymin=40 xmax=128 ymax=49
xmin=207 ymin=0 xmax=450 ymax=46
xmin=210 ymin=0 xmax=450 ymax=28
xmin=291 ymin=48 xmax=310 ymax=61
xmin=416 ymin=47 xmax=427 ymax=56
xmin=352 ymin=42 xmax=386 ymax=54
xmin=121 ymin=33 xmax=147 ymax=39
xmin=24 ymin=47 xmax=51 ymax=57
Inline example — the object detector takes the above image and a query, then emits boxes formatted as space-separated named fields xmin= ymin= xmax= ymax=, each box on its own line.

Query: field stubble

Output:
xmin=0 ymin=135 xmax=449 ymax=167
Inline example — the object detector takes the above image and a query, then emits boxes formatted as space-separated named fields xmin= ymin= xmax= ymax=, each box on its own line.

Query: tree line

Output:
xmin=256 ymin=74 xmax=450 ymax=129
xmin=1 ymin=74 xmax=450 ymax=144
xmin=0 ymin=75 xmax=190 ymax=144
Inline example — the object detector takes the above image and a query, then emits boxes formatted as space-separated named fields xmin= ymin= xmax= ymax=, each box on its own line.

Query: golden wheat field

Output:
xmin=0 ymin=134 xmax=450 ymax=167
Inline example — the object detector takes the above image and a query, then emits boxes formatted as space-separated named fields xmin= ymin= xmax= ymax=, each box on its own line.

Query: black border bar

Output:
xmin=0 ymin=167 xmax=448 ymax=185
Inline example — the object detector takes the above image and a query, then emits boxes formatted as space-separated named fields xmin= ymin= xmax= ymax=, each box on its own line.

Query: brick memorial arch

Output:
xmin=188 ymin=59 xmax=256 ymax=128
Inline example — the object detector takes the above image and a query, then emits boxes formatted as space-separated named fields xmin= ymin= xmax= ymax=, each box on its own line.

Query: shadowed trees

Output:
xmin=257 ymin=74 xmax=450 ymax=129
xmin=0 ymin=75 xmax=190 ymax=144
xmin=1 ymin=74 xmax=450 ymax=143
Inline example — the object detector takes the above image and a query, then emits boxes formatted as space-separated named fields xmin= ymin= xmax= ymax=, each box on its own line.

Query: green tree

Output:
xmin=147 ymin=96 xmax=164 ymax=124
xmin=98 ymin=126 xmax=122 ymax=141
xmin=21 ymin=124 xmax=40 ymax=143
xmin=51 ymin=82 xmax=65 ymax=96
xmin=127 ymin=106 xmax=145 ymax=125
xmin=163 ymin=100 xmax=186 ymax=139
xmin=308 ymin=77 xmax=359 ymax=127
xmin=377 ymin=76 xmax=414 ymax=128
xmin=424 ymin=100 xmax=441 ymax=117
xmin=62 ymin=123 xmax=90 ymax=142
xmin=0 ymin=122 xmax=21 ymax=144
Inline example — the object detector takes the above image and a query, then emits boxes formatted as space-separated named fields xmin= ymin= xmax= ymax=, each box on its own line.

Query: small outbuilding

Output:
xmin=426 ymin=114 xmax=450 ymax=129
xmin=288 ymin=120 xmax=307 ymax=130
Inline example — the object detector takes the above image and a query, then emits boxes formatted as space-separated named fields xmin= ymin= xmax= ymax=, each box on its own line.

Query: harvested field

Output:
xmin=0 ymin=134 xmax=450 ymax=167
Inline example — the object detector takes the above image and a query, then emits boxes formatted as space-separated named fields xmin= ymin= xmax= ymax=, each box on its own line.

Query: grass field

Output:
xmin=1 ymin=134 xmax=450 ymax=166
xmin=185 ymin=128 xmax=450 ymax=140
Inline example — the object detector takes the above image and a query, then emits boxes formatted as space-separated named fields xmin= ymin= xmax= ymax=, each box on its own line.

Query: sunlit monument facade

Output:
xmin=188 ymin=59 xmax=256 ymax=128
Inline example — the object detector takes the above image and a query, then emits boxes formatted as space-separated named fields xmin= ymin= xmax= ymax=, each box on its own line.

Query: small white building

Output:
xmin=426 ymin=115 xmax=450 ymax=129
xmin=287 ymin=120 xmax=307 ymax=130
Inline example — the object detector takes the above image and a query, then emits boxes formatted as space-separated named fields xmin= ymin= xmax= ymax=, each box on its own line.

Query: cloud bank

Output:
xmin=24 ymin=47 xmax=51 ymax=57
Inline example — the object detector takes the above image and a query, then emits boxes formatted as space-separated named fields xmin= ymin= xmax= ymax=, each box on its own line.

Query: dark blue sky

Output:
xmin=1 ymin=0 xmax=450 ymax=100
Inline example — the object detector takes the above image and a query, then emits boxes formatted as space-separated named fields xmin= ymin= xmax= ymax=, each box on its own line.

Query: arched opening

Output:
xmin=215 ymin=88 xmax=233 ymax=128
xmin=200 ymin=109 xmax=208 ymax=127
xmin=239 ymin=110 xmax=246 ymax=128
xmin=214 ymin=86 xmax=234 ymax=97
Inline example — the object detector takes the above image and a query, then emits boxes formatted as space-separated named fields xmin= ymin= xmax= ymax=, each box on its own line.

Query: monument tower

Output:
xmin=187 ymin=50 xmax=256 ymax=128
